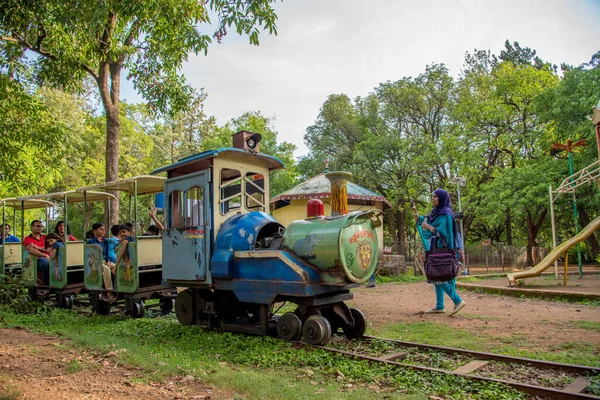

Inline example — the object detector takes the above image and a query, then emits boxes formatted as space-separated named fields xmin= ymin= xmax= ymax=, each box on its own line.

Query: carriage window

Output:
xmin=220 ymin=168 xmax=241 ymax=214
xmin=169 ymin=190 xmax=184 ymax=229
xmin=245 ymin=172 xmax=265 ymax=211
xmin=186 ymin=186 xmax=204 ymax=227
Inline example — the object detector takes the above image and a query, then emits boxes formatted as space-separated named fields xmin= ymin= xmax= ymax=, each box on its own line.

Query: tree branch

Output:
xmin=0 ymin=34 xmax=99 ymax=79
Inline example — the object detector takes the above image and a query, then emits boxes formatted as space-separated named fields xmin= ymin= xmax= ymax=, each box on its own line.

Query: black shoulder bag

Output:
xmin=424 ymin=228 xmax=460 ymax=282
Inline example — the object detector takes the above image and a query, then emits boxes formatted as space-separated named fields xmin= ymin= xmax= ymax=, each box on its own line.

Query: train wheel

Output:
xmin=159 ymin=298 xmax=174 ymax=316
xmin=277 ymin=312 xmax=302 ymax=341
xmin=95 ymin=299 xmax=111 ymax=315
xmin=60 ymin=294 xmax=74 ymax=310
xmin=342 ymin=308 xmax=366 ymax=339
xmin=131 ymin=299 xmax=146 ymax=319
xmin=175 ymin=289 xmax=195 ymax=325
xmin=302 ymin=315 xmax=332 ymax=345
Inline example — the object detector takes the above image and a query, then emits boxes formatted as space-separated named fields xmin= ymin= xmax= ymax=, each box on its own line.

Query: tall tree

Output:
xmin=0 ymin=0 xmax=278 ymax=223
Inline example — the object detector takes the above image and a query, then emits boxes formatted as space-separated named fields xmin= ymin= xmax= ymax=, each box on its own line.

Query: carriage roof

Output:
xmin=16 ymin=191 xmax=116 ymax=203
xmin=150 ymin=148 xmax=285 ymax=176
xmin=77 ymin=175 xmax=166 ymax=196
xmin=0 ymin=198 xmax=54 ymax=210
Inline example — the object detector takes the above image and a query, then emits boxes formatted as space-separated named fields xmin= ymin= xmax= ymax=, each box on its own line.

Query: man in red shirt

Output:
xmin=23 ymin=220 xmax=50 ymax=285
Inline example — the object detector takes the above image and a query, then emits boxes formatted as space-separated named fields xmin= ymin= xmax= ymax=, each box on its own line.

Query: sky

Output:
xmin=121 ymin=0 xmax=600 ymax=158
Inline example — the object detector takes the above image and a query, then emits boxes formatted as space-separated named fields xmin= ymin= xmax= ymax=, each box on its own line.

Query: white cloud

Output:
xmin=121 ymin=0 xmax=600 ymax=158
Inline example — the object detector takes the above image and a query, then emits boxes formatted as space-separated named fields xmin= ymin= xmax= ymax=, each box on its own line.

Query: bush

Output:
xmin=0 ymin=274 xmax=47 ymax=314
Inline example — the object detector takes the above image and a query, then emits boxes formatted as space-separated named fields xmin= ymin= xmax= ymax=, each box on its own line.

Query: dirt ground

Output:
xmin=352 ymin=280 xmax=600 ymax=350
xmin=1 ymin=279 xmax=599 ymax=399
xmin=0 ymin=327 xmax=231 ymax=400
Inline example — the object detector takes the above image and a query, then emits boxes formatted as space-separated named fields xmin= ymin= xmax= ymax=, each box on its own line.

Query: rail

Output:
xmin=300 ymin=335 xmax=600 ymax=399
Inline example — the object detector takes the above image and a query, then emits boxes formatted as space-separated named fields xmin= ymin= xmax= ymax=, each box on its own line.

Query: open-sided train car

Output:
xmin=77 ymin=176 xmax=176 ymax=317
xmin=1 ymin=198 xmax=53 ymax=277
xmin=16 ymin=191 xmax=116 ymax=307
xmin=153 ymin=132 xmax=381 ymax=345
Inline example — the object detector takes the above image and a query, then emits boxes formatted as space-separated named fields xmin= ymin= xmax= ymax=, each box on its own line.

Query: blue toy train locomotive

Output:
xmin=154 ymin=131 xmax=382 ymax=345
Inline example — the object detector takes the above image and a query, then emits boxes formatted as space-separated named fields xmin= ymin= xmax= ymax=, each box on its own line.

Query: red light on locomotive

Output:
xmin=306 ymin=199 xmax=324 ymax=219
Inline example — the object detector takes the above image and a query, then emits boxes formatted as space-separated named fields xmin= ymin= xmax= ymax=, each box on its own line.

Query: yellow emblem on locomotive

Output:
xmin=357 ymin=239 xmax=372 ymax=270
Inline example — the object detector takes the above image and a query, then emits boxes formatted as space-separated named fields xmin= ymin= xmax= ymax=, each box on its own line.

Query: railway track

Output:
xmin=301 ymin=335 xmax=600 ymax=399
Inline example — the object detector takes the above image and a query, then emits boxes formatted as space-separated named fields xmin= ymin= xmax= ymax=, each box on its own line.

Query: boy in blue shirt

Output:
xmin=1 ymin=224 xmax=20 ymax=243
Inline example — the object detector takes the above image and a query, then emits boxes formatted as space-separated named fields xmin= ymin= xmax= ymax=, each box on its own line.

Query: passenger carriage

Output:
xmin=1 ymin=198 xmax=53 ymax=277
xmin=77 ymin=176 xmax=176 ymax=317
xmin=15 ymin=191 xmax=116 ymax=308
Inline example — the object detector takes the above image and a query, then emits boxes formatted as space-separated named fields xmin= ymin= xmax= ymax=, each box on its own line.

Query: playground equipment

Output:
xmin=507 ymin=102 xmax=600 ymax=286
xmin=507 ymin=215 xmax=600 ymax=286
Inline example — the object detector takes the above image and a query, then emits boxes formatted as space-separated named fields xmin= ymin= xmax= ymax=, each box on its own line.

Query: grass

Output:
xmin=0 ymin=306 xmax=526 ymax=400
xmin=0 ymin=385 xmax=20 ymax=400
xmin=571 ymin=320 xmax=600 ymax=332
xmin=375 ymin=275 xmax=426 ymax=284
xmin=459 ymin=313 xmax=501 ymax=321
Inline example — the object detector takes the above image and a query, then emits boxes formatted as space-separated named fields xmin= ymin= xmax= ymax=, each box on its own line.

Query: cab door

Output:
xmin=162 ymin=170 xmax=211 ymax=283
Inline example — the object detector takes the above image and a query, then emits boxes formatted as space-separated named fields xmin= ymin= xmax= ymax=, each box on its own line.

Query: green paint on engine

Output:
xmin=282 ymin=210 xmax=382 ymax=284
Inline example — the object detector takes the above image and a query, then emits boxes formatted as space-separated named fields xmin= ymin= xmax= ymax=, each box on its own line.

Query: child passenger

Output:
xmin=115 ymin=224 xmax=135 ymax=282
xmin=45 ymin=233 xmax=64 ymax=281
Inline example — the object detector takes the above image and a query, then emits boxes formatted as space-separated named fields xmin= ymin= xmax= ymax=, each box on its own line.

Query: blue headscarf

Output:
xmin=426 ymin=188 xmax=454 ymax=222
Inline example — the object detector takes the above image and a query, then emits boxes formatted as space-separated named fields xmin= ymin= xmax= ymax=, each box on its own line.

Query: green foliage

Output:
xmin=0 ymin=76 xmax=65 ymax=195
xmin=0 ymin=274 xmax=47 ymax=315
xmin=0 ymin=0 xmax=279 ymax=115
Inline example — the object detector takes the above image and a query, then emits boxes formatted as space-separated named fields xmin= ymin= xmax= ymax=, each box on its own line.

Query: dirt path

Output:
xmin=0 ymin=328 xmax=230 ymax=400
xmin=352 ymin=281 xmax=600 ymax=350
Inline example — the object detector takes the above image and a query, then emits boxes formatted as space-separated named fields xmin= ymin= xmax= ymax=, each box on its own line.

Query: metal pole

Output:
xmin=564 ymin=252 xmax=568 ymax=287
xmin=20 ymin=201 xmax=24 ymax=243
xmin=596 ymin=124 xmax=600 ymax=163
xmin=63 ymin=195 xmax=68 ymax=279
xmin=567 ymin=151 xmax=583 ymax=276
xmin=549 ymin=186 xmax=558 ymax=279
xmin=83 ymin=192 xmax=87 ymax=239
xmin=12 ymin=209 xmax=16 ymax=243
xmin=134 ymin=180 xmax=138 ymax=240
xmin=128 ymin=194 xmax=132 ymax=223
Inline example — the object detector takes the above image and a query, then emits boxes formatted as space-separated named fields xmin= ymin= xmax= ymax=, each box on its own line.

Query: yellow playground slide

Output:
xmin=506 ymin=215 xmax=600 ymax=286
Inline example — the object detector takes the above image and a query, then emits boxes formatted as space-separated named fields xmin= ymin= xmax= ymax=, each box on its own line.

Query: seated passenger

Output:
xmin=87 ymin=223 xmax=114 ymax=292
xmin=107 ymin=225 xmax=120 ymax=264
xmin=23 ymin=220 xmax=49 ymax=285
xmin=54 ymin=220 xmax=77 ymax=241
xmin=115 ymin=224 xmax=135 ymax=282
xmin=146 ymin=207 xmax=164 ymax=235
xmin=45 ymin=233 xmax=64 ymax=281
xmin=1 ymin=223 xmax=20 ymax=244
xmin=144 ymin=225 xmax=160 ymax=236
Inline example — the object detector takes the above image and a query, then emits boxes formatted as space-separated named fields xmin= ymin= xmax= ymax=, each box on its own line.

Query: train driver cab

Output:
xmin=151 ymin=131 xmax=285 ymax=285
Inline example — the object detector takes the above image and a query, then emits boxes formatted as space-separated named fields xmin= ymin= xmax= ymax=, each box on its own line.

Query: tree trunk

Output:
xmin=396 ymin=209 xmax=406 ymax=255
xmin=105 ymin=104 xmax=120 ymax=225
xmin=97 ymin=62 xmax=121 ymax=227
xmin=505 ymin=208 xmax=513 ymax=246
xmin=525 ymin=207 xmax=547 ymax=267
xmin=579 ymin=208 xmax=600 ymax=257
xmin=387 ymin=208 xmax=399 ymax=253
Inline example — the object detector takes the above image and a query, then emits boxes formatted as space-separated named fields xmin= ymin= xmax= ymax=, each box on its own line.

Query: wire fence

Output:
xmin=383 ymin=240 xmax=550 ymax=272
